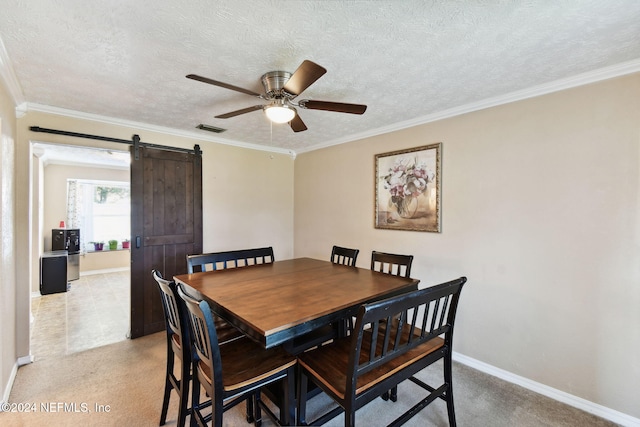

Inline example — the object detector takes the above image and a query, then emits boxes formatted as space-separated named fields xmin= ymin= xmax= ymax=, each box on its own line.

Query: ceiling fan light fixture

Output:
xmin=265 ymin=104 xmax=296 ymax=124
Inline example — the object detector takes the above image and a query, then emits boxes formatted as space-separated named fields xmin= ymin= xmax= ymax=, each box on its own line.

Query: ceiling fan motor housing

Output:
xmin=261 ymin=71 xmax=292 ymax=99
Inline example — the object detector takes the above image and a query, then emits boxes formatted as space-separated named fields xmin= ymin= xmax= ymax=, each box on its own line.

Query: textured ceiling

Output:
xmin=1 ymin=0 xmax=640 ymax=154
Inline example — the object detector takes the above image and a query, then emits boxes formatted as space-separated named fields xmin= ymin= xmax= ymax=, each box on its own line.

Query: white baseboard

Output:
xmin=80 ymin=267 xmax=129 ymax=276
xmin=17 ymin=355 xmax=34 ymax=366
xmin=1 ymin=362 xmax=18 ymax=405
xmin=2 ymin=356 xmax=34 ymax=405
xmin=453 ymin=352 xmax=640 ymax=427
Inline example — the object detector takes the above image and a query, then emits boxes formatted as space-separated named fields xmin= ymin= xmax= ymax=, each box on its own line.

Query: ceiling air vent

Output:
xmin=196 ymin=124 xmax=226 ymax=133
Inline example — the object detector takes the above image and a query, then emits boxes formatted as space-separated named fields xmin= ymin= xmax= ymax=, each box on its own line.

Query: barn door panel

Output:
xmin=130 ymin=146 xmax=202 ymax=338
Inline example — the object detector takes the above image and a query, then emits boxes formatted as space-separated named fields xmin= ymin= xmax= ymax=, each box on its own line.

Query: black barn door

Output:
xmin=130 ymin=145 xmax=203 ymax=338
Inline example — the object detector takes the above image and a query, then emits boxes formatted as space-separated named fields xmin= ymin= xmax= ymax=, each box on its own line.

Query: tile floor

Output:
xmin=30 ymin=270 xmax=130 ymax=361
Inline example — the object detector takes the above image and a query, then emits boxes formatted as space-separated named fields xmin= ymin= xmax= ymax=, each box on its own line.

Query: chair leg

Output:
xmin=177 ymin=355 xmax=191 ymax=427
xmin=160 ymin=376 xmax=171 ymax=425
xmin=253 ymin=392 xmax=262 ymax=427
xmin=390 ymin=385 xmax=398 ymax=402
xmin=444 ymin=355 xmax=457 ymax=427
xmin=160 ymin=347 xmax=174 ymax=425
xmin=345 ymin=408 xmax=355 ymax=427
xmin=381 ymin=385 xmax=397 ymax=402
xmin=191 ymin=370 xmax=203 ymax=427
xmin=280 ymin=366 xmax=295 ymax=426
xmin=297 ymin=370 xmax=309 ymax=426
xmin=246 ymin=396 xmax=254 ymax=423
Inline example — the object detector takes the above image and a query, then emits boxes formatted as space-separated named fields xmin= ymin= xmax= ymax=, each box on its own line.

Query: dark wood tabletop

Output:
xmin=174 ymin=257 xmax=419 ymax=349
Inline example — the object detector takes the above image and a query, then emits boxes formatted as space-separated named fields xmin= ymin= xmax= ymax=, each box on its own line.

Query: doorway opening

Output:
xmin=31 ymin=142 xmax=131 ymax=361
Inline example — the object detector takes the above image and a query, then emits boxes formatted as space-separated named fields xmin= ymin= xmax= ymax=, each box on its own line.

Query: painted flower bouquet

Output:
xmin=381 ymin=156 xmax=435 ymax=217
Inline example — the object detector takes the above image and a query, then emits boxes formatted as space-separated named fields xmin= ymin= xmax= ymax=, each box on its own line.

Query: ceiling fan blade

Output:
xmin=299 ymin=100 xmax=367 ymax=115
xmin=290 ymin=114 xmax=308 ymax=132
xmin=215 ymin=105 xmax=264 ymax=119
xmin=283 ymin=60 xmax=327 ymax=97
xmin=186 ymin=74 xmax=263 ymax=97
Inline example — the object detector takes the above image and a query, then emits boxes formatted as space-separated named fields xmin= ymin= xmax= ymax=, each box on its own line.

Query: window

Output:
xmin=68 ymin=180 xmax=130 ymax=251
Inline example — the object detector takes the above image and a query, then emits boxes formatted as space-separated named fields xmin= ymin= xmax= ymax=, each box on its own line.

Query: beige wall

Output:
xmin=199 ymin=142 xmax=294 ymax=254
xmin=0 ymin=66 xmax=18 ymax=403
xmin=294 ymin=74 xmax=640 ymax=418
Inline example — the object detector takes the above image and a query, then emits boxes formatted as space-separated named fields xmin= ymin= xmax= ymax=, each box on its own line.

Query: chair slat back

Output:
xmin=331 ymin=245 xmax=360 ymax=266
xmin=153 ymin=270 xmax=183 ymax=340
xmin=187 ymin=247 xmax=274 ymax=273
xmin=347 ymin=277 xmax=466 ymax=390
xmin=176 ymin=285 xmax=224 ymax=403
xmin=370 ymin=251 xmax=414 ymax=278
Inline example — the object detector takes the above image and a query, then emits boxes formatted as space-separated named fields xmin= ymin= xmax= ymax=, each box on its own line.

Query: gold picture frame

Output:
xmin=375 ymin=143 xmax=441 ymax=232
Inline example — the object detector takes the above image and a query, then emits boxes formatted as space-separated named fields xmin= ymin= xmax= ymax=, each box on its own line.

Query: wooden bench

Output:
xmin=186 ymin=246 xmax=274 ymax=273
xmin=297 ymin=276 xmax=467 ymax=427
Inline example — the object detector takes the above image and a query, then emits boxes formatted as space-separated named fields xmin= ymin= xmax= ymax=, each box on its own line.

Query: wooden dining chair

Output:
xmin=186 ymin=248 xmax=271 ymax=344
xmin=153 ymin=270 xmax=192 ymax=427
xmin=176 ymin=284 xmax=297 ymax=427
xmin=370 ymin=250 xmax=414 ymax=278
xmin=297 ymin=277 xmax=467 ymax=427
xmin=331 ymin=245 xmax=360 ymax=266
xmin=327 ymin=245 xmax=361 ymax=341
xmin=154 ymin=270 xmax=249 ymax=426
xmin=370 ymin=251 xmax=415 ymax=402
xmin=186 ymin=247 xmax=274 ymax=273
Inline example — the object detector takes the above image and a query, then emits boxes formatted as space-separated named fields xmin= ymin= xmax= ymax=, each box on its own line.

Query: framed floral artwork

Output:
xmin=375 ymin=143 xmax=441 ymax=232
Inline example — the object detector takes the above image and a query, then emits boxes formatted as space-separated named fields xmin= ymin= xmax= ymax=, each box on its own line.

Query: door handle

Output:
xmin=136 ymin=236 xmax=141 ymax=249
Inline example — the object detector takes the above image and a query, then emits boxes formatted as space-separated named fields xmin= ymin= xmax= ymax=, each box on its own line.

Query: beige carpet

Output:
xmin=3 ymin=332 xmax=615 ymax=426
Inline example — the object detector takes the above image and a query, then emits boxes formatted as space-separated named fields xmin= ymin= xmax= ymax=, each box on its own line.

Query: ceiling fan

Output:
xmin=186 ymin=60 xmax=367 ymax=132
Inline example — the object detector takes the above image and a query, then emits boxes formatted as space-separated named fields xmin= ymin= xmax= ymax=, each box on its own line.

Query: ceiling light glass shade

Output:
xmin=265 ymin=105 xmax=295 ymax=123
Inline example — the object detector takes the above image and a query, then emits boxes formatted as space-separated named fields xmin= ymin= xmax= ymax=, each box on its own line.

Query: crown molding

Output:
xmin=13 ymin=59 xmax=640 ymax=158
xmin=0 ymin=37 xmax=25 ymax=107
xmin=298 ymin=58 xmax=640 ymax=154
xmin=22 ymin=103 xmax=296 ymax=158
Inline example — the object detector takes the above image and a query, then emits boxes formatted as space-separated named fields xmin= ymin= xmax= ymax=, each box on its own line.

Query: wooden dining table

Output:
xmin=174 ymin=257 xmax=420 ymax=350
